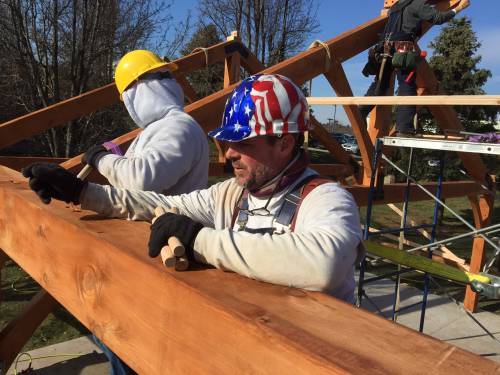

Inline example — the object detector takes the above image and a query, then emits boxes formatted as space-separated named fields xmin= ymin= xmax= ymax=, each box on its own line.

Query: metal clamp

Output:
xmin=470 ymin=273 xmax=500 ymax=299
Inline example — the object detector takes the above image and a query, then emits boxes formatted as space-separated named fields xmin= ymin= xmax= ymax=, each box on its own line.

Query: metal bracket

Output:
xmin=470 ymin=273 xmax=500 ymax=299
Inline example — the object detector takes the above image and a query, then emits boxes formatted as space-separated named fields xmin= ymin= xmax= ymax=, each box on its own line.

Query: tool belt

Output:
xmin=362 ymin=40 xmax=418 ymax=77
xmin=391 ymin=41 xmax=420 ymax=71
xmin=393 ymin=41 xmax=416 ymax=53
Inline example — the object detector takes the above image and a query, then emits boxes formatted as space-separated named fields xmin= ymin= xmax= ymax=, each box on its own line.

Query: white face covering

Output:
xmin=122 ymin=77 xmax=184 ymax=128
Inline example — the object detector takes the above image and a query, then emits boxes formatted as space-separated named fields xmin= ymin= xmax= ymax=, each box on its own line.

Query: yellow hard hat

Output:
xmin=114 ymin=50 xmax=178 ymax=94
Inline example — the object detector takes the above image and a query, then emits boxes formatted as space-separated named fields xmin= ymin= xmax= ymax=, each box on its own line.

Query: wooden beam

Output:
xmin=347 ymin=180 xmax=484 ymax=206
xmin=323 ymin=59 xmax=374 ymax=180
xmin=176 ymin=74 xmax=199 ymax=104
xmin=0 ymin=167 xmax=497 ymax=374
xmin=224 ymin=32 xmax=242 ymax=87
xmin=464 ymin=193 xmax=495 ymax=312
xmin=385 ymin=203 xmax=469 ymax=270
xmin=307 ymin=95 xmax=500 ymax=106
xmin=309 ymin=117 xmax=354 ymax=170
xmin=0 ymin=84 xmax=118 ymax=150
xmin=0 ymin=156 xmax=68 ymax=171
xmin=0 ymin=290 xmax=57 ymax=371
xmin=210 ymin=163 xmax=355 ymax=178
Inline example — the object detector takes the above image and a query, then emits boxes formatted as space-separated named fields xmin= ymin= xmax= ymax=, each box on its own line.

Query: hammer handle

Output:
xmin=77 ymin=164 xmax=93 ymax=180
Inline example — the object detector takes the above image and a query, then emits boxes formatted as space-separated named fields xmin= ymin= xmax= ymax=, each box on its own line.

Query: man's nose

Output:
xmin=225 ymin=146 xmax=239 ymax=160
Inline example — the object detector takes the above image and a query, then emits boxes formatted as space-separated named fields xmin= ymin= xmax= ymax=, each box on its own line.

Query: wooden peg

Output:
xmin=153 ymin=206 xmax=190 ymax=271
xmin=77 ymin=164 xmax=92 ymax=180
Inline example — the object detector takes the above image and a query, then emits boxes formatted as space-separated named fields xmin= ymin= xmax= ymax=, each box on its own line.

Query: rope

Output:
xmin=308 ymin=40 xmax=331 ymax=72
xmin=191 ymin=47 xmax=209 ymax=67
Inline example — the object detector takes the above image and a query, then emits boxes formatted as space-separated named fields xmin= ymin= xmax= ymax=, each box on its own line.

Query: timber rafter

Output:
xmin=0 ymin=167 xmax=498 ymax=374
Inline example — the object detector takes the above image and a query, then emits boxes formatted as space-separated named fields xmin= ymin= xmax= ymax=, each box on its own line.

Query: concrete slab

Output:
xmin=359 ymin=273 xmax=500 ymax=363
xmin=7 ymin=336 xmax=108 ymax=375
xmin=8 ymin=276 xmax=500 ymax=374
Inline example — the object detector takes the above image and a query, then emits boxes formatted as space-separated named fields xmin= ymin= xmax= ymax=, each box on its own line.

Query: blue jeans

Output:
xmin=92 ymin=335 xmax=137 ymax=375
xmin=359 ymin=63 xmax=417 ymax=133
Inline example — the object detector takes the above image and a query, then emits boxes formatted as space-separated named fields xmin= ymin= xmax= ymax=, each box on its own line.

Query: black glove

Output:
xmin=82 ymin=144 xmax=109 ymax=168
xmin=22 ymin=163 xmax=87 ymax=205
xmin=148 ymin=213 xmax=204 ymax=259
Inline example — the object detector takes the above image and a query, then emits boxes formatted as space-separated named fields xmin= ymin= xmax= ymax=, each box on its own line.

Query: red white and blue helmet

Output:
xmin=208 ymin=74 xmax=310 ymax=142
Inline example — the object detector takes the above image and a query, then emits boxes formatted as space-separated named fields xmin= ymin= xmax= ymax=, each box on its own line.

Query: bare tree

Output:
xmin=0 ymin=0 xmax=184 ymax=157
xmin=198 ymin=0 xmax=319 ymax=66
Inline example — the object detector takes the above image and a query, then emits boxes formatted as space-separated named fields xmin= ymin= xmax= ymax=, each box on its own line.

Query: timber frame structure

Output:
xmin=0 ymin=1 xmax=498 ymax=373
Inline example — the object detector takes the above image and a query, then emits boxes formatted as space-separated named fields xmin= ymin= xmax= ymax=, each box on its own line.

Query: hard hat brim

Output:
xmin=208 ymin=126 xmax=252 ymax=142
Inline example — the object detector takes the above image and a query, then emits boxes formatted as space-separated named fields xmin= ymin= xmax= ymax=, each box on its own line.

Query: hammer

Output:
xmin=152 ymin=207 xmax=189 ymax=271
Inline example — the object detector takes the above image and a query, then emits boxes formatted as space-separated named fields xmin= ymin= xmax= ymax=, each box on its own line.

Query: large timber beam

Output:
xmin=323 ymin=59 xmax=374 ymax=180
xmin=0 ymin=38 xmax=240 ymax=150
xmin=0 ymin=167 xmax=497 ymax=374
xmin=347 ymin=180 xmax=484 ymax=206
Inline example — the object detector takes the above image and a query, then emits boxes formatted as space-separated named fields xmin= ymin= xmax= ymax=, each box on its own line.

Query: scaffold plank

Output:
xmin=382 ymin=136 xmax=500 ymax=155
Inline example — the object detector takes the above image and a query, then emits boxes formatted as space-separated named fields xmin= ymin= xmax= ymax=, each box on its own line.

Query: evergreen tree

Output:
xmin=392 ymin=17 xmax=499 ymax=181
xmin=426 ymin=17 xmax=498 ymax=132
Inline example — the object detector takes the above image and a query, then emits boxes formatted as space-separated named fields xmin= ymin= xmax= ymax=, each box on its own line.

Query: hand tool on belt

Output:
xmin=374 ymin=39 xmax=393 ymax=94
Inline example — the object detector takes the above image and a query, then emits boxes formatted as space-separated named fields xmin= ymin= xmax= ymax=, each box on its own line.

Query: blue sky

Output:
xmin=167 ymin=0 xmax=500 ymax=124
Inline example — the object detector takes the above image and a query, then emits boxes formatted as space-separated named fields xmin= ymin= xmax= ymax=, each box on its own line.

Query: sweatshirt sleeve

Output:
xmin=95 ymin=117 xmax=206 ymax=193
xmin=415 ymin=2 xmax=455 ymax=25
xmin=193 ymin=183 xmax=363 ymax=293
xmin=81 ymin=180 xmax=222 ymax=225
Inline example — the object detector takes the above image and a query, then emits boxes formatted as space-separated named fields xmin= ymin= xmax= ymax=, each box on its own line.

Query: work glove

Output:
xmin=22 ymin=163 xmax=87 ymax=205
xmin=82 ymin=144 xmax=109 ymax=169
xmin=148 ymin=213 xmax=204 ymax=260
xmin=454 ymin=0 xmax=470 ymax=13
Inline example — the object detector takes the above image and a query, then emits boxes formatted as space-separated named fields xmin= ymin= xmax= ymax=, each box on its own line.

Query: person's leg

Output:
xmin=395 ymin=69 xmax=417 ymax=134
xmin=359 ymin=64 xmax=394 ymax=120
xmin=359 ymin=79 xmax=377 ymax=120
xmin=93 ymin=335 xmax=138 ymax=375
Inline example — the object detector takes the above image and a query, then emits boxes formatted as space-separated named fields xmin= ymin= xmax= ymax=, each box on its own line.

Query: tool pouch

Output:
xmin=392 ymin=50 xmax=420 ymax=71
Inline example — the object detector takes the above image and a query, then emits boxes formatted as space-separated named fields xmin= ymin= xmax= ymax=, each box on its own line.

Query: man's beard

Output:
xmin=233 ymin=162 xmax=274 ymax=191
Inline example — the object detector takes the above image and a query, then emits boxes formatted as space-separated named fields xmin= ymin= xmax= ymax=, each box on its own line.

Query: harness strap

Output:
xmin=290 ymin=176 xmax=333 ymax=231
xmin=231 ymin=175 xmax=333 ymax=233
xmin=236 ymin=190 xmax=249 ymax=230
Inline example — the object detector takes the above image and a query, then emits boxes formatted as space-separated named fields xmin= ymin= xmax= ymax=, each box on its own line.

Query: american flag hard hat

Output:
xmin=208 ymin=74 xmax=310 ymax=142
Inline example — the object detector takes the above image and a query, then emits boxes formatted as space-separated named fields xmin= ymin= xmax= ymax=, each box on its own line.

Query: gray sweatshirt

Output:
xmin=94 ymin=78 xmax=209 ymax=195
